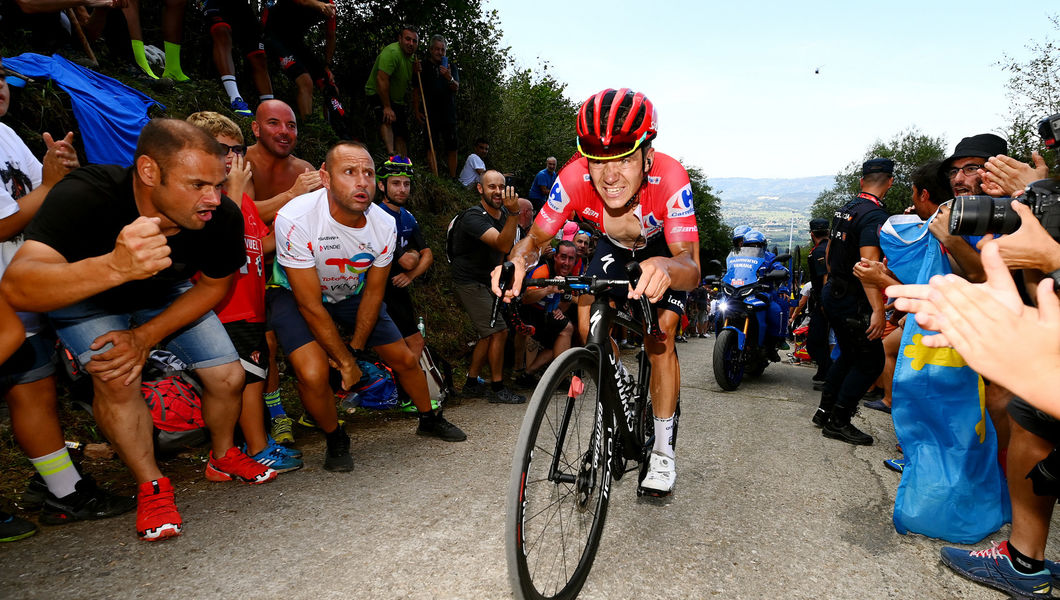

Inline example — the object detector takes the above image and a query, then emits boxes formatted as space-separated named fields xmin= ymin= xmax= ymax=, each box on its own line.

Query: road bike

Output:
xmin=497 ymin=261 xmax=669 ymax=600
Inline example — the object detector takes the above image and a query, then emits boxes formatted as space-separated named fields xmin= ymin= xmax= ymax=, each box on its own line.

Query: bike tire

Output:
xmin=712 ymin=329 xmax=744 ymax=391
xmin=506 ymin=347 xmax=612 ymax=600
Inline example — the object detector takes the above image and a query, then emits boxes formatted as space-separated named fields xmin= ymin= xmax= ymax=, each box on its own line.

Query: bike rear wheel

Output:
xmin=506 ymin=347 xmax=611 ymax=600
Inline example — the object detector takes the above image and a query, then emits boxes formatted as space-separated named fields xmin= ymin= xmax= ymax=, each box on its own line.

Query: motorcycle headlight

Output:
xmin=738 ymin=286 xmax=755 ymax=298
xmin=718 ymin=300 xmax=729 ymax=314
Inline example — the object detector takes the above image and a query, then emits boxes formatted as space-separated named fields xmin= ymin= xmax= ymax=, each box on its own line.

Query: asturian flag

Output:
xmin=882 ymin=212 xmax=1010 ymax=544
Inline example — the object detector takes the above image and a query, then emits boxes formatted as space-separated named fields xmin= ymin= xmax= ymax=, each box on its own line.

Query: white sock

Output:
xmin=30 ymin=447 xmax=81 ymax=498
xmin=259 ymin=94 xmax=274 ymax=101
xmin=652 ymin=416 xmax=675 ymax=458
xmin=221 ymin=75 xmax=241 ymax=102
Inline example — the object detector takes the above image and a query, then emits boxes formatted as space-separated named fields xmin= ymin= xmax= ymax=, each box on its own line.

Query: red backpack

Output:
xmin=142 ymin=376 xmax=206 ymax=432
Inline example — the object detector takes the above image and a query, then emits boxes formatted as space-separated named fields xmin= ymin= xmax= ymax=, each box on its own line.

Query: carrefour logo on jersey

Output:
xmin=644 ymin=213 xmax=662 ymax=229
xmin=324 ymin=252 xmax=375 ymax=274
xmin=667 ymin=186 xmax=695 ymax=218
xmin=546 ymin=183 xmax=565 ymax=211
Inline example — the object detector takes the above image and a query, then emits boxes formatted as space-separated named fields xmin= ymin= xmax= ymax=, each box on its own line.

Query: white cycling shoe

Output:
xmin=638 ymin=451 xmax=676 ymax=497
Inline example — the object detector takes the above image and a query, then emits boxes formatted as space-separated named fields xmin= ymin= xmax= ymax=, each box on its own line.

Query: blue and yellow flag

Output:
xmin=882 ymin=213 xmax=1009 ymax=544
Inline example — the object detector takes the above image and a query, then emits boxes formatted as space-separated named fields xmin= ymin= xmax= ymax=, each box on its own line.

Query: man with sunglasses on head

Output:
xmin=493 ymin=88 xmax=701 ymax=497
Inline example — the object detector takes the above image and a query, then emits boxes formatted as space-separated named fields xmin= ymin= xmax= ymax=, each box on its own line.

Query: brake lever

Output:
xmin=489 ymin=261 xmax=515 ymax=328
xmin=625 ymin=262 xmax=666 ymax=342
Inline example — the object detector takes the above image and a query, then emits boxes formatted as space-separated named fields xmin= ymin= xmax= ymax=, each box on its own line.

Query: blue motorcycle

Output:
xmin=707 ymin=248 xmax=790 ymax=391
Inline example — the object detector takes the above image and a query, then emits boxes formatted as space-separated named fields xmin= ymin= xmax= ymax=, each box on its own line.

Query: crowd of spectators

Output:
xmin=0 ymin=3 xmax=579 ymax=544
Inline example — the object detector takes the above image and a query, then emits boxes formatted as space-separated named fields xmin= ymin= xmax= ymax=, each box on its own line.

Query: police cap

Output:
xmin=862 ymin=158 xmax=894 ymax=176
xmin=809 ymin=218 xmax=829 ymax=232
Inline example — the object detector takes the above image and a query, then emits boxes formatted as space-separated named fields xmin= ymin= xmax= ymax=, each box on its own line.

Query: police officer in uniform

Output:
xmin=806 ymin=217 xmax=831 ymax=388
xmin=812 ymin=158 xmax=893 ymax=445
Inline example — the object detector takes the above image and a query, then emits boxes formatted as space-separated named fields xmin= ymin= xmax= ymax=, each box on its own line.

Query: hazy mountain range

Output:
xmin=710 ymin=175 xmax=835 ymax=253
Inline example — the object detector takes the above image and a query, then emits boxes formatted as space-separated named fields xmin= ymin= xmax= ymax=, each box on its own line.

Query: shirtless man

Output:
xmin=245 ymin=99 xmax=320 ymax=223
xmin=244 ymin=98 xmax=320 ymax=443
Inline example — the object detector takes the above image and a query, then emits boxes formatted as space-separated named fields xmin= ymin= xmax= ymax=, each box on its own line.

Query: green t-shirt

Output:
xmin=364 ymin=42 xmax=413 ymax=106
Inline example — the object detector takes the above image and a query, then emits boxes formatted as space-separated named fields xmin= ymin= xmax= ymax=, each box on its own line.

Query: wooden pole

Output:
xmin=416 ymin=66 xmax=439 ymax=176
xmin=66 ymin=9 xmax=98 ymax=67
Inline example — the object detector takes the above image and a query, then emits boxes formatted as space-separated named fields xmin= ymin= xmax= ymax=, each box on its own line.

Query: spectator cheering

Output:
xmin=0 ymin=57 xmax=135 ymax=532
xmin=366 ymin=25 xmax=419 ymax=157
xmin=450 ymin=170 xmax=525 ymax=404
xmin=2 ymin=119 xmax=278 ymax=542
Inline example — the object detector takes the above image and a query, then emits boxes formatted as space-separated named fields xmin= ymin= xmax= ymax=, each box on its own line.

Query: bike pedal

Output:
xmin=636 ymin=485 xmax=674 ymax=498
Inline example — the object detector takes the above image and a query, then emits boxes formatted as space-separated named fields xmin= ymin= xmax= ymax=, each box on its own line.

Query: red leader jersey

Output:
xmin=533 ymin=152 xmax=699 ymax=249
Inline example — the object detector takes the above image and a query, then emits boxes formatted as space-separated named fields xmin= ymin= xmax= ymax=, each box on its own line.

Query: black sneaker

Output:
xmin=822 ymin=422 xmax=873 ymax=445
xmin=0 ymin=510 xmax=37 ymax=542
xmin=20 ymin=474 xmax=48 ymax=511
xmin=417 ymin=410 xmax=468 ymax=442
xmin=323 ymin=427 xmax=354 ymax=472
xmin=461 ymin=378 xmax=490 ymax=398
xmin=513 ymin=371 xmax=540 ymax=389
xmin=40 ymin=475 xmax=136 ymax=525
xmin=489 ymin=386 xmax=526 ymax=404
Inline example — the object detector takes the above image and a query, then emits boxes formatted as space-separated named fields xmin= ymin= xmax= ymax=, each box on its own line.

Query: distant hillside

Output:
xmin=710 ymin=175 xmax=834 ymax=254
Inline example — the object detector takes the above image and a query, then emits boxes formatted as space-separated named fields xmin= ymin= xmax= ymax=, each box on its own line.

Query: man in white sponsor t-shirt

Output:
xmin=272 ymin=141 xmax=466 ymax=472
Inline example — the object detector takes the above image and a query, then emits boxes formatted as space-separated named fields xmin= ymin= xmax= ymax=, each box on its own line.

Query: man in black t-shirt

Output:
xmin=450 ymin=170 xmax=525 ymax=404
xmin=1 ymin=119 xmax=276 ymax=543
xmin=805 ymin=218 xmax=831 ymax=385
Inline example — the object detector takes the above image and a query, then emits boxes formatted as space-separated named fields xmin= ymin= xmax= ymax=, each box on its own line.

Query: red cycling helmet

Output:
xmin=576 ymin=88 xmax=657 ymax=160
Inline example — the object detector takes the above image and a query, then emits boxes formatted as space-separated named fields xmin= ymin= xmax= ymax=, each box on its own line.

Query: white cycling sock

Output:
xmin=221 ymin=75 xmax=241 ymax=102
xmin=653 ymin=415 xmax=675 ymax=458
xmin=30 ymin=447 xmax=81 ymax=498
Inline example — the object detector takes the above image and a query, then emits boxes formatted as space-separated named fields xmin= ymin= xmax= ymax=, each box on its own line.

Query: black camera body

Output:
xmin=948 ymin=178 xmax=1060 ymax=241
xmin=1038 ymin=113 xmax=1060 ymax=149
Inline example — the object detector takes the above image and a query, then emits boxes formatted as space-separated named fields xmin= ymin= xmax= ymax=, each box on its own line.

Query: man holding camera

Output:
xmin=935 ymin=135 xmax=1060 ymax=598
xmin=812 ymin=158 xmax=892 ymax=446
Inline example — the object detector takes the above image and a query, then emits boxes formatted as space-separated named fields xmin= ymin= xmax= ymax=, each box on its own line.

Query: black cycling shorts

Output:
xmin=583 ymin=235 xmax=687 ymax=316
xmin=204 ymin=0 xmax=265 ymax=58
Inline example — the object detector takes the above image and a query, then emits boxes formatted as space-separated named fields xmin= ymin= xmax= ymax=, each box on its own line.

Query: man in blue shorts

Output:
xmin=2 ymin=118 xmax=277 ymax=542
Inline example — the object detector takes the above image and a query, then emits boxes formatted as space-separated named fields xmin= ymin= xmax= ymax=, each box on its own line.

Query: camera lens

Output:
xmin=949 ymin=195 xmax=1021 ymax=236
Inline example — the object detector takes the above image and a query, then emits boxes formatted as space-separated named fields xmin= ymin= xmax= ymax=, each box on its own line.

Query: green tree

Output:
xmin=810 ymin=128 xmax=946 ymax=220
xmin=997 ymin=15 xmax=1060 ymax=165
xmin=491 ymin=65 xmax=578 ymax=188
xmin=685 ymin=164 xmax=730 ymax=269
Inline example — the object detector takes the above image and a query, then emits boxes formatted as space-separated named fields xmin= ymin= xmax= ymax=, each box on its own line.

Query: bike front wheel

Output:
xmin=506 ymin=347 xmax=611 ymax=600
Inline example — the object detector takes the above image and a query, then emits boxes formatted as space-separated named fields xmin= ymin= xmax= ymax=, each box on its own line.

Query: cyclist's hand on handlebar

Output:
xmin=490 ymin=259 xmax=525 ymax=302
xmin=629 ymin=257 xmax=671 ymax=304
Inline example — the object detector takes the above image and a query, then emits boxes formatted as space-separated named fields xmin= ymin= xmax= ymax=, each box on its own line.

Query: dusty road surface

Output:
xmin=0 ymin=336 xmax=1049 ymax=599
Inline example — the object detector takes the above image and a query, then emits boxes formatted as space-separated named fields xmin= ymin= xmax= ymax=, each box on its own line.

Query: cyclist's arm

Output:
xmin=633 ymin=240 xmax=700 ymax=303
xmin=493 ymin=223 xmax=553 ymax=299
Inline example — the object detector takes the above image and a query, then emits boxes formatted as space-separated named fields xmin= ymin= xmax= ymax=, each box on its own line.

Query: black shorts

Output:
xmin=521 ymin=306 xmax=569 ymax=347
xmin=383 ymin=284 xmax=417 ymax=338
xmin=584 ymin=235 xmax=687 ymax=316
xmin=265 ymin=33 xmax=325 ymax=83
xmin=425 ymin=112 xmax=457 ymax=151
xmin=204 ymin=0 xmax=265 ymax=58
xmin=222 ymin=320 xmax=269 ymax=384
xmin=368 ymin=94 xmax=409 ymax=140
xmin=1009 ymin=396 xmax=1060 ymax=445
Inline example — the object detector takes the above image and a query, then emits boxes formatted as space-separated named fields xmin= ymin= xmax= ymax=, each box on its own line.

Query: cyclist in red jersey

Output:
xmin=493 ymin=88 xmax=701 ymax=496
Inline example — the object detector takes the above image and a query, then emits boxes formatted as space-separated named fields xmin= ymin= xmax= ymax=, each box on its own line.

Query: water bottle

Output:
xmin=417 ymin=317 xmax=426 ymax=338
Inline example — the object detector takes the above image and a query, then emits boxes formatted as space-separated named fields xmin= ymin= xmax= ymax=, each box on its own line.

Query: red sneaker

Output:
xmin=136 ymin=478 xmax=182 ymax=542
xmin=205 ymin=447 xmax=278 ymax=484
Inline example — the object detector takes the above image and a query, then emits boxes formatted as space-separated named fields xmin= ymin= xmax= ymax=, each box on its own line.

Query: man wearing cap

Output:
xmin=805 ymin=217 xmax=831 ymax=387
xmin=811 ymin=158 xmax=892 ymax=445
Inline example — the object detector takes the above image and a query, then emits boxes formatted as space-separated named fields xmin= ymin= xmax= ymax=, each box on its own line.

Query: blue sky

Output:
xmin=488 ymin=1 xmax=1058 ymax=179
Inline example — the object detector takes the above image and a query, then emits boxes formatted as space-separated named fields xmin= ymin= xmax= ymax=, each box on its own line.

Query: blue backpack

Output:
xmin=341 ymin=361 xmax=399 ymax=411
